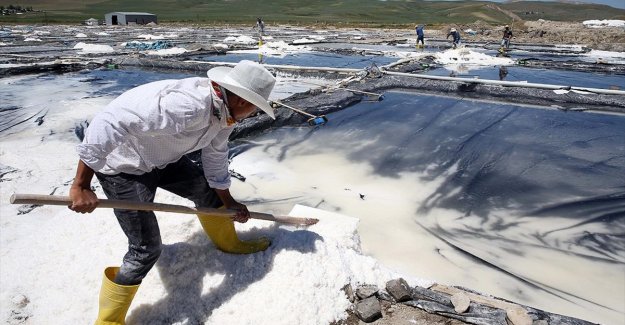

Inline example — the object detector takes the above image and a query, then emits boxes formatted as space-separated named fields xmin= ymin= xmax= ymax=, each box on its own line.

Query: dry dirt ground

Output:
xmin=408 ymin=20 xmax=625 ymax=51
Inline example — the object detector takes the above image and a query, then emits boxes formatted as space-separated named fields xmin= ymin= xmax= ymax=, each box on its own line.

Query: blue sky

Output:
xmin=585 ymin=0 xmax=625 ymax=9
xmin=536 ymin=0 xmax=625 ymax=9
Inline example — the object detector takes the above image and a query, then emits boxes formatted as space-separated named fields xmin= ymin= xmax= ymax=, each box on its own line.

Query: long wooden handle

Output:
xmin=272 ymin=101 xmax=317 ymax=118
xmin=10 ymin=194 xmax=318 ymax=226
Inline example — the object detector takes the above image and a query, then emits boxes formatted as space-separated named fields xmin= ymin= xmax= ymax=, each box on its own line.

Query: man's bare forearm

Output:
xmin=69 ymin=160 xmax=99 ymax=213
xmin=215 ymin=188 xmax=250 ymax=223
xmin=215 ymin=188 xmax=237 ymax=207
xmin=72 ymin=159 xmax=95 ymax=189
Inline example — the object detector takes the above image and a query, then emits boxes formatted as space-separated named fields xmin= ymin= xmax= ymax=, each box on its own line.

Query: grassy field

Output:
xmin=1 ymin=0 xmax=624 ymax=25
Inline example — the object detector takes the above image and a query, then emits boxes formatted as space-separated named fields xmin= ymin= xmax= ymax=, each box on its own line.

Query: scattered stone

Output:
xmin=404 ymin=299 xmax=456 ymax=314
xmin=507 ymin=308 xmax=533 ymax=325
xmin=341 ymin=283 xmax=355 ymax=303
xmin=333 ymin=299 xmax=467 ymax=325
xmin=386 ymin=278 xmax=412 ymax=302
xmin=450 ymin=292 xmax=470 ymax=313
xmin=411 ymin=286 xmax=453 ymax=307
xmin=452 ymin=303 xmax=508 ymax=325
xmin=376 ymin=290 xmax=394 ymax=302
xmin=355 ymin=296 xmax=382 ymax=323
xmin=355 ymin=284 xmax=378 ymax=300
xmin=432 ymin=284 xmax=539 ymax=325
xmin=339 ymin=281 xmax=596 ymax=325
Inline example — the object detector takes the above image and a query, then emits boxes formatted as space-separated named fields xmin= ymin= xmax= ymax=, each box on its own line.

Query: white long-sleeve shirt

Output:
xmin=76 ymin=77 xmax=235 ymax=190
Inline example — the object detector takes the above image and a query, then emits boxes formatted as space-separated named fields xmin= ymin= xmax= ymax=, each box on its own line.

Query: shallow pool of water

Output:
xmin=191 ymin=51 xmax=398 ymax=68
xmin=423 ymin=65 xmax=625 ymax=89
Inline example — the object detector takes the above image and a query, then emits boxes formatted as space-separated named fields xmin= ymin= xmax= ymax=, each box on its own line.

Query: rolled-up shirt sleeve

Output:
xmin=76 ymin=80 xmax=208 ymax=172
xmin=201 ymin=127 xmax=234 ymax=190
xmin=76 ymin=110 xmax=134 ymax=171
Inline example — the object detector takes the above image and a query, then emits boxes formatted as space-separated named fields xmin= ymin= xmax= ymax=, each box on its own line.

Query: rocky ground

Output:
xmin=328 ymin=281 xmax=595 ymax=325
xmin=389 ymin=20 xmax=625 ymax=51
xmin=336 ymin=301 xmax=467 ymax=325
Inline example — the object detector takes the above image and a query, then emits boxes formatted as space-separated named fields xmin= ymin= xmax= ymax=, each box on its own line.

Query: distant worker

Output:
xmin=447 ymin=28 xmax=461 ymax=49
xmin=255 ymin=17 xmax=265 ymax=35
xmin=415 ymin=24 xmax=425 ymax=48
xmin=500 ymin=25 xmax=513 ymax=51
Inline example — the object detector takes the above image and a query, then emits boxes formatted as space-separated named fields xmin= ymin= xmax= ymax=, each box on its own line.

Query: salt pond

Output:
xmin=191 ymin=51 xmax=397 ymax=69
xmin=424 ymin=64 xmax=625 ymax=89
xmin=228 ymin=91 xmax=625 ymax=324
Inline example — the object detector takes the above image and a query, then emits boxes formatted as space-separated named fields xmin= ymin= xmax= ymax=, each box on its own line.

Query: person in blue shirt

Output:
xmin=415 ymin=24 xmax=425 ymax=48
xmin=447 ymin=28 xmax=461 ymax=49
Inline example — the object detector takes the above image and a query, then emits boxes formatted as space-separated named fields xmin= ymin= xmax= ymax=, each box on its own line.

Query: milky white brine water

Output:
xmin=226 ymin=93 xmax=625 ymax=325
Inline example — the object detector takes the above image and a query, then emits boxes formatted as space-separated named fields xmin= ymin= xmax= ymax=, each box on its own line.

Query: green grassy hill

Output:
xmin=1 ymin=0 xmax=624 ymax=25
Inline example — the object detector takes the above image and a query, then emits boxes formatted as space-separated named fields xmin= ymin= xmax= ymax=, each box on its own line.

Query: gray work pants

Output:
xmin=96 ymin=156 xmax=222 ymax=285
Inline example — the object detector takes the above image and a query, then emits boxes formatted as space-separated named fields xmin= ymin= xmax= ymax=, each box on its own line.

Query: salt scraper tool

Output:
xmin=271 ymin=101 xmax=328 ymax=126
xmin=10 ymin=193 xmax=319 ymax=226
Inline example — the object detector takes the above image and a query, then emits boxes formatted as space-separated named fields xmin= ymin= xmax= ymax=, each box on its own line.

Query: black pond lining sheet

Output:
xmin=377 ymin=89 xmax=625 ymax=117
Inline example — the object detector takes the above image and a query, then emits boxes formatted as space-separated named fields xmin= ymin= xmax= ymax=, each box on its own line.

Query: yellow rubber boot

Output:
xmin=94 ymin=267 xmax=139 ymax=325
xmin=197 ymin=214 xmax=270 ymax=254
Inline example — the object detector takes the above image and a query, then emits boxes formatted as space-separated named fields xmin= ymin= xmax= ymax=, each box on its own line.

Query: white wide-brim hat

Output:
xmin=207 ymin=60 xmax=276 ymax=119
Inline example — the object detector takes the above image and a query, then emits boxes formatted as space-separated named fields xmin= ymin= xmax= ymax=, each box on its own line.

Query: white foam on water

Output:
xmin=293 ymin=35 xmax=326 ymax=44
xmin=229 ymin=40 xmax=311 ymax=57
xmin=73 ymin=42 xmax=115 ymax=53
xmin=434 ymin=48 xmax=514 ymax=73
xmin=223 ymin=34 xmax=257 ymax=44
xmin=584 ymin=49 xmax=625 ymax=65
xmin=145 ymin=47 xmax=188 ymax=56
xmin=137 ymin=34 xmax=167 ymax=40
